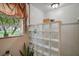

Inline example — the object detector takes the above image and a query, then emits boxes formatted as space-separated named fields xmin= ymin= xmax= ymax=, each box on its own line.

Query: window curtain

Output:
xmin=0 ymin=3 xmax=27 ymax=19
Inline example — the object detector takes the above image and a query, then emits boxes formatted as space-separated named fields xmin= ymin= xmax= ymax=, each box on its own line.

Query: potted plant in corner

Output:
xmin=19 ymin=43 xmax=34 ymax=56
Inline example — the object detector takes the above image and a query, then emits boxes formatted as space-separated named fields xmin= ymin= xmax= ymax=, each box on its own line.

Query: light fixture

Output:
xmin=49 ymin=3 xmax=60 ymax=8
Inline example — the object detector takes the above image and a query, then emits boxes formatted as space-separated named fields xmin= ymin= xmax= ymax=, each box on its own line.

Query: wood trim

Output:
xmin=0 ymin=35 xmax=24 ymax=39
xmin=23 ymin=4 xmax=27 ymax=33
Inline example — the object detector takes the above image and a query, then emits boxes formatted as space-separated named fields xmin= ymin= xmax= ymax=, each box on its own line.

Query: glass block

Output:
xmin=42 ymin=39 xmax=49 ymax=46
xmin=37 ymin=46 xmax=44 ymax=56
xmin=36 ymin=31 xmax=43 ymax=38
xmin=34 ymin=51 xmax=38 ymax=56
xmin=50 ymin=41 xmax=59 ymax=48
xmin=37 ymin=53 xmax=42 ymax=56
xmin=32 ymin=38 xmax=38 ymax=44
xmin=43 ymin=24 xmax=50 ymax=31
xmin=37 ymin=46 xmax=43 ymax=52
xmin=43 ymin=32 xmax=50 ymax=39
xmin=37 ymin=24 xmax=42 ymax=31
xmin=50 ymin=50 xmax=59 ymax=56
xmin=51 ymin=32 xmax=59 ymax=39
xmin=37 ymin=38 xmax=42 ymax=43
xmin=34 ymin=32 xmax=38 ymax=38
xmin=51 ymin=23 xmax=59 ymax=32
xmin=42 ymin=47 xmax=50 ymax=56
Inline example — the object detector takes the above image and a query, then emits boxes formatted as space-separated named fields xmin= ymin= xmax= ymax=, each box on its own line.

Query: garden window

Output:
xmin=0 ymin=13 xmax=23 ymax=38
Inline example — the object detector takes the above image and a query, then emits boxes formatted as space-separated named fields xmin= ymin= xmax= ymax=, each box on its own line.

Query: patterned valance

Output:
xmin=0 ymin=3 xmax=27 ymax=19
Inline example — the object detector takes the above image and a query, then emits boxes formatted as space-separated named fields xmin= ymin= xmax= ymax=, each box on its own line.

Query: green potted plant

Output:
xmin=19 ymin=43 xmax=34 ymax=56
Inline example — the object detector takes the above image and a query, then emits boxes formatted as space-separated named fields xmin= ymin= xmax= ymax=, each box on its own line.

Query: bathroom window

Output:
xmin=0 ymin=13 xmax=23 ymax=38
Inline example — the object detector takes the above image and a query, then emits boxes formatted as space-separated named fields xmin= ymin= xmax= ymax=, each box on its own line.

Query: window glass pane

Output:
xmin=0 ymin=13 xmax=23 ymax=38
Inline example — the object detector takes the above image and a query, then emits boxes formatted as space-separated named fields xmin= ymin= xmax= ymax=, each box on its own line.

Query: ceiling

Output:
xmin=31 ymin=3 xmax=74 ymax=13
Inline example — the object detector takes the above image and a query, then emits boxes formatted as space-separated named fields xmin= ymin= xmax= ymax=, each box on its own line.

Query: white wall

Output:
xmin=46 ymin=3 xmax=79 ymax=55
xmin=0 ymin=34 xmax=29 ymax=56
xmin=46 ymin=4 xmax=79 ymax=24
xmin=29 ymin=4 xmax=44 ymax=25
xmin=61 ymin=24 xmax=79 ymax=55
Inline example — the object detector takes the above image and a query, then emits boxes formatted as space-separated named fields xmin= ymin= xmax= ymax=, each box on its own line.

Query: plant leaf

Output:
xmin=19 ymin=50 xmax=24 ymax=56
